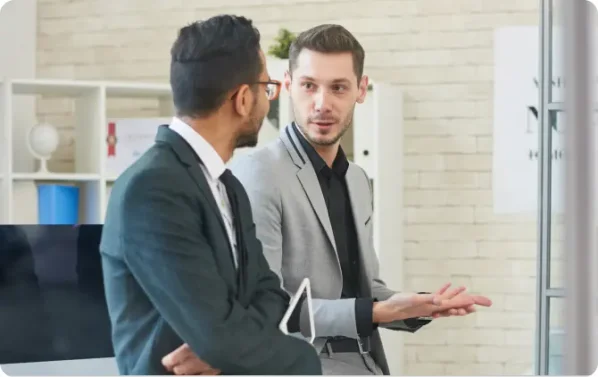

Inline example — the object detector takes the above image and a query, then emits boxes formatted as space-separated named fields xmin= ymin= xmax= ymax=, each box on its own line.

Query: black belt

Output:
xmin=323 ymin=336 xmax=370 ymax=355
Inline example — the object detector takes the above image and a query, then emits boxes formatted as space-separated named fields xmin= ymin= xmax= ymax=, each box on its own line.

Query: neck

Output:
xmin=180 ymin=116 xmax=236 ymax=163
xmin=312 ymin=142 xmax=340 ymax=167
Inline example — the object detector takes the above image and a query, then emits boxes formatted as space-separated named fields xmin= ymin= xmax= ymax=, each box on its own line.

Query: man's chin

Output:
xmin=307 ymin=131 xmax=340 ymax=146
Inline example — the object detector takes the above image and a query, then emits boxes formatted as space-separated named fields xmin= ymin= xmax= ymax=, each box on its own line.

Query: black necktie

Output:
xmin=219 ymin=169 xmax=247 ymax=284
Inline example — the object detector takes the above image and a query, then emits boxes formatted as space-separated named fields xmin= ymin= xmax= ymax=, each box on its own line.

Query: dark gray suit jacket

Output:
xmin=99 ymin=125 xmax=321 ymax=375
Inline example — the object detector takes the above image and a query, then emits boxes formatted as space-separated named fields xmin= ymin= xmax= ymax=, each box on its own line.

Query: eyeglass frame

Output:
xmin=229 ymin=79 xmax=282 ymax=101
xmin=250 ymin=80 xmax=281 ymax=101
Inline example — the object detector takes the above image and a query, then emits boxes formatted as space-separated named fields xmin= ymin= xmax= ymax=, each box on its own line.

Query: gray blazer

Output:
xmin=229 ymin=124 xmax=426 ymax=375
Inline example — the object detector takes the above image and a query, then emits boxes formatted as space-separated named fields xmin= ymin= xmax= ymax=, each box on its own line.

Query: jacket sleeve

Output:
xmin=362 ymin=167 xmax=430 ymax=333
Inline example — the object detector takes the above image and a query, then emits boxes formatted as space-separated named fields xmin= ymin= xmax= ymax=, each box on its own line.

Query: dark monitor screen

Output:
xmin=0 ymin=225 xmax=114 ymax=365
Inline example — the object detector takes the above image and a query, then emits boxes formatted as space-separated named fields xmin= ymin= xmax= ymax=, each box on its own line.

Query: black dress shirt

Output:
xmin=292 ymin=124 xmax=375 ymax=337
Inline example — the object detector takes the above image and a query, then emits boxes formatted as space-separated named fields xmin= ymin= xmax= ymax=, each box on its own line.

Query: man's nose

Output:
xmin=313 ymin=90 xmax=332 ymax=112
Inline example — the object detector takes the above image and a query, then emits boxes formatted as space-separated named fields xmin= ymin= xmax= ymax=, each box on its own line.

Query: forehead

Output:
xmin=294 ymin=49 xmax=355 ymax=82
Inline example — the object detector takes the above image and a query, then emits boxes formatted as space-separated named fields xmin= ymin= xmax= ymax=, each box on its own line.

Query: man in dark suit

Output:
xmin=99 ymin=15 xmax=322 ymax=375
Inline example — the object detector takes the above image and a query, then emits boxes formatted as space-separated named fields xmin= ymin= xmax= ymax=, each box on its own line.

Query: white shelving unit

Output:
xmin=0 ymin=69 xmax=294 ymax=225
xmin=0 ymin=75 xmax=404 ymax=257
xmin=0 ymin=78 xmax=174 ymax=224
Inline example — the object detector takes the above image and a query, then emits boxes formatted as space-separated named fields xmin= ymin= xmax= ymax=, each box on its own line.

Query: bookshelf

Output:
xmin=0 ymin=76 xmax=404 ymax=257
xmin=0 ymin=78 xmax=173 ymax=224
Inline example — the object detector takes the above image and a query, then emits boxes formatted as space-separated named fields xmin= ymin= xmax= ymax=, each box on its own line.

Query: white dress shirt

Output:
xmin=169 ymin=117 xmax=238 ymax=269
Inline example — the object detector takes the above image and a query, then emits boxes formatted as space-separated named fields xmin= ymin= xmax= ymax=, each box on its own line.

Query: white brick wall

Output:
xmin=35 ymin=0 xmax=547 ymax=375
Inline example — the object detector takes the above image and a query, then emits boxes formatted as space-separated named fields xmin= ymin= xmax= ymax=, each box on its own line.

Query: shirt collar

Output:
xmin=168 ymin=117 xmax=226 ymax=181
xmin=292 ymin=122 xmax=349 ymax=177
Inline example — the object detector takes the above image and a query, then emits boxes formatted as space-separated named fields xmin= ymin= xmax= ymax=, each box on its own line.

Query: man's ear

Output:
xmin=283 ymin=70 xmax=292 ymax=92
xmin=232 ymin=84 xmax=252 ymax=117
xmin=357 ymin=75 xmax=369 ymax=104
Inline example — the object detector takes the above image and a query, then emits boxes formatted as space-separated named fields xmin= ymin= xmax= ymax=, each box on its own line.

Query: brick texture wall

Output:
xmin=36 ymin=0 xmax=546 ymax=375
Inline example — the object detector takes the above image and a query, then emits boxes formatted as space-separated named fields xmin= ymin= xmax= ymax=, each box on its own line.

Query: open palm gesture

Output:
xmin=377 ymin=283 xmax=492 ymax=323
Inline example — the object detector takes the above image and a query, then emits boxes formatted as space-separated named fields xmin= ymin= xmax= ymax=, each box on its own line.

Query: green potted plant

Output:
xmin=262 ymin=28 xmax=296 ymax=133
xmin=268 ymin=28 xmax=296 ymax=59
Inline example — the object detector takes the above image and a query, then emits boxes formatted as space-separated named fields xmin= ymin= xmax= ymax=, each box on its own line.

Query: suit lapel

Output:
xmin=281 ymin=125 xmax=338 ymax=255
xmin=345 ymin=165 xmax=369 ymax=245
xmin=154 ymin=125 xmax=229 ymax=240
xmin=296 ymin=166 xmax=337 ymax=254
xmin=187 ymin=165 xmax=226 ymax=224
xmin=345 ymin=165 xmax=374 ymax=297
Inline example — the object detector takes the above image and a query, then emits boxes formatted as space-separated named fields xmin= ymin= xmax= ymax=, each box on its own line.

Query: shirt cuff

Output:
xmin=355 ymin=298 xmax=375 ymax=337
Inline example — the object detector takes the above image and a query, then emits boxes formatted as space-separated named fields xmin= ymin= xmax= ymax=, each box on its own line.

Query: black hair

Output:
xmin=170 ymin=15 xmax=263 ymax=118
xmin=289 ymin=24 xmax=365 ymax=80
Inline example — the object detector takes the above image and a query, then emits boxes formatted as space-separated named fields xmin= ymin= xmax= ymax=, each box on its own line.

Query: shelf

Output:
xmin=11 ymin=179 xmax=102 ymax=224
xmin=105 ymin=81 xmax=171 ymax=98
xmin=2 ymin=79 xmax=171 ymax=98
xmin=1 ymin=78 xmax=176 ymax=224
xmin=5 ymin=76 xmax=396 ymax=225
xmin=8 ymin=78 xmax=100 ymax=96
xmin=11 ymin=172 xmax=101 ymax=181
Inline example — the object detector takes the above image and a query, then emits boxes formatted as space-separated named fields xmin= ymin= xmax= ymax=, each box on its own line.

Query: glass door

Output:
xmin=537 ymin=0 xmax=598 ymax=374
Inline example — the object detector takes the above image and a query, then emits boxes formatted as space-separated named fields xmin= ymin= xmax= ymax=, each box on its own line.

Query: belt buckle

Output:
xmin=357 ymin=337 xmax=370 ymax=355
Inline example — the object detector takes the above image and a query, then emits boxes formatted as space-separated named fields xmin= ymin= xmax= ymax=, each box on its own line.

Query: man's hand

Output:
xmin=162 ymin=344 xmax=221 ymax=375
xmin=373 ymin=283 xmax=492 ymax=323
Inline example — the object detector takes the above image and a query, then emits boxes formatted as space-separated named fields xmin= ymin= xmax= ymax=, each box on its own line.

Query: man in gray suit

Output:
xmin=162 ymin=24 xmax=492 ymax=375
xmin=99 ymin=15 xmax=322 ymax=375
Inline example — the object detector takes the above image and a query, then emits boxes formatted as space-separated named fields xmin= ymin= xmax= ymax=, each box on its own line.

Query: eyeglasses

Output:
xmin=254 ymin=80 xmax=281 ymax=101
xmin=231 ymin=80 xmax=282 ymax=101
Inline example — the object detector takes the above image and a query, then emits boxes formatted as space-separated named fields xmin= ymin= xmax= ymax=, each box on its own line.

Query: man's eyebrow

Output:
xmin=298 ymin=76 xmax=352 ymax=84
xmin=331 ymin=78 xmax=352 ymax=84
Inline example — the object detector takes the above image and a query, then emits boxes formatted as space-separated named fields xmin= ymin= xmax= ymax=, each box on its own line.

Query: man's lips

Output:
xmin=311 ymin=120 xmax=335 ymax=126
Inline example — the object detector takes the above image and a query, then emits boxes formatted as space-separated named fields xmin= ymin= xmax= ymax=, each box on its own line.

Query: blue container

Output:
xmin=37 ymin=184 xmax=80 ymax=225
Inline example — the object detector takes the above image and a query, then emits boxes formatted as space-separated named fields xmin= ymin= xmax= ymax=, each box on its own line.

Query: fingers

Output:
xmin=173 ymin=361 xmax=216 ymax=375
xmin=412 ymin=293 xmax=442 ymax=306
xmin=445 ymin=294 xmax=488 ymax=309
xmin=433 ymin=306 xmax=473 ymax=318
xmin=470 ymin=295 xmax=493 ymax=307
xmin=426 ymin=288 xmax=487 ymax=319
xmin=162 ymin=344 xmax=193 ymax=371
xmin=444 ymin=286 xmax=467 ymax=300
xmin=162 ymin=344 xmax=214 ymax=375
xmin=431 ymin=308 xmax=457 ymax=318
xmin=435 ymin=286 xmax=468 ymax=307
xmin=173 ymin=363 xmax=195 ymax=375
xmin=435 ymin=282 xmax=452 ymax=296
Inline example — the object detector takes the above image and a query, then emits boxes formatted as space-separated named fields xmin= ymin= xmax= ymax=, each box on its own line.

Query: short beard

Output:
xmin=235 ymin=127 xmax=259 ymax=148
xmin=235 ymin=95 xmax=261 ymax=149
xmin=299 ymin=112 xmax=353 ymax=147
